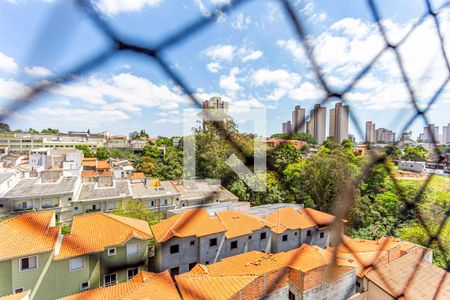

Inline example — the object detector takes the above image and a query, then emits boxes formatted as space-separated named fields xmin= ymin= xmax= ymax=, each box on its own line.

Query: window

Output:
xmin=41 ymin=199 xmax=52 ymax=208
xmin=320 ymin=232 xmax=325 ymax=239
xmin=127 ymin=268 xmax=139 ymax=280
xmin=68 ymin=197 xmax=72 ymax=201
xmin=289 ymin=291 xmax=296 ymax=300
xmin=170 ymin=267 xmax=179 ymax=277
xmin=74 ymin=206 xmax=78 ymax=210
xmin=209 ymin=238 xmax=218 ymax=247
xmin=260 ymin=232 xmax=267 ymax=240
xmin=170 ymin=244 xmax=179 ymax=254
xmin=190 ymin=240 xmax=195 ymax=246
xmin=294 ymin=232 xmax=298 ymax=236
xmin=205 ymin=261 xmax=210 ymax=265
xmin=14 ymin=288 xmax=24 ymax=294
xmin=189 ymin=262 xmax=196 ymax=270
xmin=104 ymin=273 xmax=117 ymax=287
xmin=80 ymin=282 xmax=89 ymax=290
xmin=106 ymin=202 xmax=115 ymax=210
xmin=307 ymin=230 xmax=312 ymax=237
xmin=107 ymin=248 xmax=116 ymax=256
xmin=20 ymin=256 xmax=37 ymax=271
xmin=127 ymin=243 xmax=139 ymax=256
xmin=248 ymin=235 xmax=252 ymax=240
xmin=69 ymin=257 xmax=84 ymax=271
xmin=230 ymin=241 xmax=238 ymax=250
xmin=282 ymin=234 xmax=288 ymax=242
xmin=150 ymin=200 xmax=155 ymax=207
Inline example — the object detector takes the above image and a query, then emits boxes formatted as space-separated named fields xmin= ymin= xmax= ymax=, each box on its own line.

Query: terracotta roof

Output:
xmin=59 ymin=271 xmax=180 ymax=300
xmin=176 ymin=274 xmax=258 ymax=300
xmin=187 ymin=251 xmax=286 ymax=276
xmin=129 ymin=172 xmax=145 ymax=179
xmin=81 ymin=170 xmax=97 ymax=177
xmin=151 ymin=208 xmax=226 ymax=243
xmin=264 ymin=207 xmax=335 ymax=234
xmin=97 ymin=160 xmax=110 ymax=169
xmin=366 ymin=250 xmax=449 ymax=300
xmin=82 ymin=158 xmax=97 ymax=167
xmin=0 ymin=290 xmax=30 ymax=300
xmin=275 ymin=244 xmax=334 ymax=272
xmin=215 ymin=211 xmax=272 ymax=239
xmin=0 ymin=211 xmax=58 ymax=261
xmin=55 ymin=213 xmax=152 ymax=260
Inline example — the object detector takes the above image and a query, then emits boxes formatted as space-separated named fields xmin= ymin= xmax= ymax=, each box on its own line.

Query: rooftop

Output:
xmin=171 ymin=180 xmax=238 ymax=202
xmin=2 ymin=176 xmax=78 ymax=199
xmin=0 ymin=171 xmax=16 ymax=185
xmin=76 ymin=180 xmax=131 ymax=201
xmin=59 ymin=271 xmax=180 ymax=300
xmin=131 ymin=180 xmax=179 ymax=199
xmin=264 ymin=207 xmax=336 ymax=234
xmin=151 ymin=208 xmax=226 ymax=243
xmin=215 ymin=210 xmax=272 ymax=239
xmin=0 ymin=211 xmax=59 ymax=261
xmin=249 ymin=203 xmax=303 ymax=218
xmin=55 ymin=213 xmax=152 ymax=260
xmin=366 ymin=250 xmax=449 ymax=300
xmin=0 ymin=290 xmax=30 ymax=300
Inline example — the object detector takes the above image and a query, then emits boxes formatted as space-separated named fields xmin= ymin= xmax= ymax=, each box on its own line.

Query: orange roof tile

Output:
xmin=176 ymin=274 xmax=258 ymax=300
xmin=0 ymin=290 xmax=30 ymax=300
xmin=82 ymin=158 xmax=97 ymax=167
xmin=55 ymin=213 xmax=152 ymax=260
xmin=97 ymin=160 xmax=110 ymax=169
xmin=187 ymin=251 xmax=286 ymax=277
xmin=215 ymin=211 xmax=272 ymax=239
xmin=264 ymin=207 xmax=336 ymax=234
xmin=0 ymin=211 xmax=58 ymax=261
xmin=151 ymin=208 xmax=226 ymax=243
xmin=275 ymin=244 xmax=333 ymax=272
xmin=366 ymin=250 xmax=449 ymax=300
xmin=81 ymin=170 xmax=97 ymax=177
xmin=60 ymin=271 xmax=180 ymax=300
xmin=129 ymin=172 xmax=145 ymax=179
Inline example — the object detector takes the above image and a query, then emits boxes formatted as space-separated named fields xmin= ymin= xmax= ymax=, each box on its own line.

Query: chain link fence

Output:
xmin=1 ymin=0 xmax=449 ymax=299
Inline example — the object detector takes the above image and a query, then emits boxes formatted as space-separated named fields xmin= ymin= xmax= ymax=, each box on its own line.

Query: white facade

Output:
xmin=398 ymin=161 xmax=425 ymax=173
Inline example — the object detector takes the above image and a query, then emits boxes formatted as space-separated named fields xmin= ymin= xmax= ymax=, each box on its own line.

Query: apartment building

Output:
xmin=329 ymin=103 xmax=349 ymax=143
xmin=0 ymin=171 xmax=79 ymax=222
xmin=307 ymin=104 xmax=327 ymax=144
xmin=365 ymin=121 xmax=376 ymax=143
xmin=172 ymin=180 xmax=238 ymax=207
xmin=131 ymin=179 xmax=179 ymax=214
xmin=292 ymin=105 xmax=306 ymax=133
xmin=264 ymin=207 xmax=336 ymax=252
xmin=0 ymin=211 xmax=153 ymax=300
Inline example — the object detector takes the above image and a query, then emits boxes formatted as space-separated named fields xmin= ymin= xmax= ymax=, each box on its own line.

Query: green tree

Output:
xmin=41 ymin=128 xmax=59 ymax=134
xmin=142 ymin=143 xmax=160 ymax=159
xmin=271 ymin=132 xmax=317 ymax=144
xmin=95 ymin=147 xmax=110 ymax=160
xmin=75 ymin=144 xmax=94 ymax=158
xmin=155 ymin=147 xmax=183 ymax=180
xmin=0 ymin=123 xmax=10 ymax=132
xmin=403 ymin=145 xmax=427 ymax=161
xmin=384 ymin=145 xmax=402 ymax=161
xmin=136 ymin=156 xmax=158 ymax=176
xmin=112 ymin=201 xmax=163 ymax=226
xmin=28 ymin=128 xmax=39 ymax=134
xmin=268 ymin=142 xmax=301 ymax=174
xmin=156 ymin=136 xmax=173 ymax=147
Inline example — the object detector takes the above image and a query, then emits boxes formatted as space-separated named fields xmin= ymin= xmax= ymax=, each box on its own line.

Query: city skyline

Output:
xmin=0 ymin=0 xmax=449 ymax=139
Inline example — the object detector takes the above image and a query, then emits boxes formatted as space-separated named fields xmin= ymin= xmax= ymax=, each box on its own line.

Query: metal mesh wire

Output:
xmin=1 ymin=0 xmax=449 ymax=298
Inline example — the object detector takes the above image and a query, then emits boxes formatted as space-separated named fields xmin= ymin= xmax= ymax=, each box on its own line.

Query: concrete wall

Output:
xmin=367 ymin=281 xmax=394 ymax=300
xmin=302 ymin=269 xmax=355 ymax=300
xmin=271 ymin=229 xmax=302 ymax=253
xmin=154 ymin=236 xmax=199 ymax=274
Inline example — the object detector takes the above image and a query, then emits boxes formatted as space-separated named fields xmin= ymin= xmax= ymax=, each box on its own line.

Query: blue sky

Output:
xmin=0 ymin=0 xmax=449 ymax=141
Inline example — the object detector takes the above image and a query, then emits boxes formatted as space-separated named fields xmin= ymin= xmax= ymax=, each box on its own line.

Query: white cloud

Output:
xmin=51 ymin=73 xmax=184 ymax=109
xmin=204 ymin=44 xmax=235 ymax=61
xmin=290 ymin=82 xmax=325 ymax=101
xmin=241 ymin=50 xmax=263 ymax=62
xmin=232 ymin=12 xmax=251 ymax=30
xmin=194 ymin=0 xmax=211 ymax=16
xmin=251 ymin=68 xmax=302 ymax=101
xmin=206 ymin=62 xmax=222 ymax=73
xmin=24 ymin=66 xmax=53 ymax=77
xmin=0 ymin=78 xmax=30 ymax=99
xmin=220 ymin=67 xmax=241 ymax=94
xmin=277 ymin=40 xmax=305 ymax=61
xmin=228 ymin=98 xmax=265 ymax=113
xmin=0 ymin=52 xmax=18 ymax=73
xmin=95 ymin=0 xmax=162 ymax=15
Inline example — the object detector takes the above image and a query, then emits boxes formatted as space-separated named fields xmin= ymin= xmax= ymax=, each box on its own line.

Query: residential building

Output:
xmin=329 ymin=103 xmax=349 ymax=143
xmin=201 ymin=96 xmax=229 ymax=130
xmin=74 ymin=174 xmax=132 ymax=215
xmin=306 ymin=104 xmax=327 ymax=144
xmin=292 ymin=105 xmax=306 ymax=133
xmin=365 ymin=121 xmax=376 ymax=143
xmin=264 ymin=207 xmax=336 ymax=252
xmin=249 ymin=203 xmax=303 ymax=218
xmin=0 ymin=170 xmax=20 ymax=196
xmin=376 ymin=128 xmax=396 ymax=144
xmin=131 ymin=179 xmax=180 ymax=214
xmin=442 ymin=123 xmax=450 ymax=144
xmin=398 ymin=161 xmax=425 ymax=172
xmin=364 ymin=248 xmax=449 ymax=300
xmin=0 ymin=211 xmax=59 ymax=298
xmin=275 ymin=244 xmax=356 ymax=300
xmin=0 ymin=146 xmax=9 ymax=157
xmin=0 ymin=211 xmax=155 ymax=300
xmin=59 ymin=271 xmax=180 ymax=300
xmin=348 ymin=134 xmax=356 ymax=143
xmin=423 ymin=124 xmax=440 ymax=143
xmin=177 ymin=251 xmax=290 ymax=299
xmin=282 ymin=121 xmax=293 ymax=135
xmin=0 ymin=171 xmax=79 ymax=222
